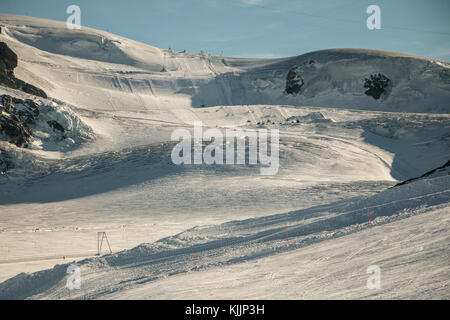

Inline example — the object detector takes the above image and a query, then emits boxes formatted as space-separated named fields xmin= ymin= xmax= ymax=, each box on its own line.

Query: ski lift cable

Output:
xmin=234 ymin=0 xmax=450 ymax=36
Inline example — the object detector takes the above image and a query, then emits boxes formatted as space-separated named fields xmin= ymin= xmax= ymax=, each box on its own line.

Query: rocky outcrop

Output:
xmin=0 ymin=41 xmax=17 ymax=73
xmin=0 ymin=42 xmax=47 ymax=98
xmin=363 ymin=73 xmax=390 ymax=100
xmin=393 ymin=159 xmax=450 ymax=188
xmin=0 ymin=114 xmax=31 ymax=147
xmin=0 ymin=93 xmax=93 ymax=174
xmin=0 ymin=95 xmax=36 ymax=147
xmin=47 ymin=119 xmax=65 ymax=132
xmin=285 ymin=69 xmax=304 ymax=95
xmin=284 ymin=60 xmax=317 ymax=95
xmin=285 ymin=62 xmax=393 ymax=102
xmin=439 ymin=69 xmax=450 ymax=84
xmin=19 ymin=82 xmax=47 ymax=98
xmin=0 ymin=152 xmax=7 ymax=174
xmin=2 ymin=95 xmax=40 ymax=123
xmin=0 ymin=94 xmax=71 ymax=149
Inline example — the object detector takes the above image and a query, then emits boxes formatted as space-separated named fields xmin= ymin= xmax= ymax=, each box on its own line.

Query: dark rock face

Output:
xmin=47 ymin=120 xmax=65 ymax=132
xmin=285 ymin=68 xmax=304 ymax=95
xmin=0 ymin=94 xmax=38 ymax=147
xmin=0 ymin=42 xmax=47 ymax=98
xmin=0 ymin=42 xmax=17 ymax=72
xmin=439 ymin=69 xmax=450 ymax=84
xmin=0 ymin=115 xmax=31 ymax=147
xmin=393 ymin=159 xmax=450 ymax=187
xmin=2 ymin=95 xmax=40 ymax=123
xmin=19 ymin=82 xmax=47 ymax=99
xmin=0 ymin=94 xmax=69 ymax=149
xmin=0 ymin=151 xmax=8 ymax=174
xmin=285 ymin=60 xmax=317 ymax=95
xmin=364 ymin=73 xmax=391 ymax=100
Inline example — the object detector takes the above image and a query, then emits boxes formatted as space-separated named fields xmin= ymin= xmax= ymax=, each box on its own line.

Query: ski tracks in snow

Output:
xmin=3 ymin=175 xmax=447 ymax=300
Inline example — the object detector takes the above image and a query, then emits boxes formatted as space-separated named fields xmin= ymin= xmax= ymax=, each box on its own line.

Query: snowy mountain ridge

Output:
xmin=0 ymin=15 xmax=449 ymax=115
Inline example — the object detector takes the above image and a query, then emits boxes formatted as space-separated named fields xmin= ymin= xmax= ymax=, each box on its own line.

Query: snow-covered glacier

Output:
xmin=0 ymin=15 xmax=448 ymax=300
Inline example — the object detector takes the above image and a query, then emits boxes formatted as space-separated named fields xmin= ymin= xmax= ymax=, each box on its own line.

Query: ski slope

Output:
xmin=0 ymin=15 xmax=448 ymax=299
xmin=1 ymin=167 xmax=448 ymax=299
xmin=107 ymin=205 xmax=449 ymax=300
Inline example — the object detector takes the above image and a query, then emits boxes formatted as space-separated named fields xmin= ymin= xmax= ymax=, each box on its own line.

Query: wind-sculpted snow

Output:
xmin=192 ymin=49 xmax=450 ymax=113
xmin=343 ymin=114 xmax=450 ymax=139
xmin=0 ymin=142 xmax=180 ymax=202
xmin=0 ymin=140 xmax=275 ymax=203
xmin=0 ymin=16 xmax=144 ymax=68
xmin=286 ymin=112 xmax=332 ymax=123
xmin=0 ymin=170 xmax=447 ymax=299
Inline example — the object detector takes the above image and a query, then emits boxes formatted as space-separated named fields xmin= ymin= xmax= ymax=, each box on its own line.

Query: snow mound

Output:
xmin=286 ymin=112 xmax=332 ymax=123
xmin=0 ymin=15 xmax=161 ymax=69
xmin=34 ymin=100 xmax=94 ymax=148
xmin=343 ymin=113 xmax=450 ymax=139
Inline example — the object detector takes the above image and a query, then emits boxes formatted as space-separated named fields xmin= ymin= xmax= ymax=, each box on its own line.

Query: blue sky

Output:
xmin=1 ymin=0 xmax=449 ymax=60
